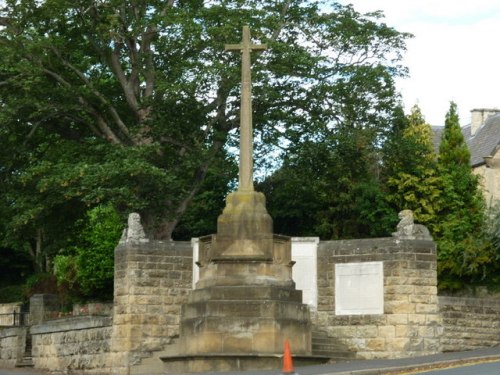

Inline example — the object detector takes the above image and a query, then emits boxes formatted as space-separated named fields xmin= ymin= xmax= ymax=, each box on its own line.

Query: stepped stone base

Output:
xmin=180 ymin=285 xmax=312 ymax=356
xmin=167 ymin=190 xmax=314 ymax=373
xmin=161 ymin=353 xmax=329 ymax=374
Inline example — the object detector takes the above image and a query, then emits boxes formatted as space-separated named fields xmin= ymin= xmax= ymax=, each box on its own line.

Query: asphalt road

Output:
xmin=409 ymin=360 xmax=500 ymax=375
xmin=0 ymin=370 xmax=46 ymax=375
xmin=1 ymin=348 xmax=499 ymax=375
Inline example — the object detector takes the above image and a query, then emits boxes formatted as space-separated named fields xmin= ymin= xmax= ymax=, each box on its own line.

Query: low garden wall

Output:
xmin=0 ymin=326 xmax=27 ymax=368
xmin=31 ymin=316 xmax=112 ymax=374
xmin=0 ymin=303 xmax=23 ymax=326
xmin=3 ymin=237 xmax=500 ymax=374
xmin=439 ymin=296 xmax=500 ymax=352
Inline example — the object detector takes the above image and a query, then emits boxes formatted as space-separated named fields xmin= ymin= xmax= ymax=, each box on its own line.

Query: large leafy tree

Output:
xmin=0 ymin=0 xmax=411 ymax=267
xmin=259 ymin=110 xmax=401 ymax=239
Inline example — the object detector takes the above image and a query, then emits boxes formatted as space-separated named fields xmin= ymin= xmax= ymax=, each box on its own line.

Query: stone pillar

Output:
xmin=109 ymin=216 xmax=193 ymax=374
xmin=29 ymin=294 xmax=60 ymax=325
xmin=315 ymin=237 xmax=443 ymax=360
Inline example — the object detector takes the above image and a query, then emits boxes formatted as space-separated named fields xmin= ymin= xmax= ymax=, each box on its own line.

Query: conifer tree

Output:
xmin=384 ymin=105 xmax=442 ymax=232
xmin=436 ymin=102 xmax=487 ymax=288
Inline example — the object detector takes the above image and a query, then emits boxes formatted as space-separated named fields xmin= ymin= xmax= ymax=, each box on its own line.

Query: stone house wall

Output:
xmin=314 ymin=238 xmax=442 ymax=360
xmin=439 ymin=296 xmax=500 ymax=352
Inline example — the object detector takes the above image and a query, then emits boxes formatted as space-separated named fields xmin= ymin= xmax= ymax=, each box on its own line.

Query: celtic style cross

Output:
xmin=225 ymin=26 xmax=267 ymax=192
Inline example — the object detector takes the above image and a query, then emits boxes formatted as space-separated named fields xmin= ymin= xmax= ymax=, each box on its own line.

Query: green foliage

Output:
xmin=25 ymin=273 xmax=59 ymax=296
xmin=0 ymin=0 xmax=411 ymax=247
xmin=438 ymin=102 xmax=471 ymax=167
xmin=435 ymin=102 xmax=488 ymax=289
xmin=0 ymin=285 xmax=25 ymax=303
xmin=54 ymin=204 xmax=123 ymax=301
xmin=383 ymin=105 xmax=442 ymax=232
xmin=259 ymin=121 xmax=400 ymax=239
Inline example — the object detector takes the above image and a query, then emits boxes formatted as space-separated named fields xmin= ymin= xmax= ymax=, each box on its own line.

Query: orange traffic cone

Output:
xmin=282 ymin=340 xmax=295 ymax=374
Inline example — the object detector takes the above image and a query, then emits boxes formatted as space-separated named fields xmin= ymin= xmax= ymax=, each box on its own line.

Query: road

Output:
xmin=407 ymin=360 xmax=500 ymax=375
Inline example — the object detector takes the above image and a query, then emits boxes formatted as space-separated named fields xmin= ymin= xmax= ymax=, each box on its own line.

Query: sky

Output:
xmin=338 ymin=0 xmax=500 ymax=126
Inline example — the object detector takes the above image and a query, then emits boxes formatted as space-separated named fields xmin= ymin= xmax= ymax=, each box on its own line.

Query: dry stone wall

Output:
xmin=314 ymin=238 xmax=442 ymax=360
xmin=439 ymin=296 xmax=500 ymax=351
xmin=0 ymin=327 xmax=27 ymax=368
xmin=30 ymin=316 xmax=112 ymax=374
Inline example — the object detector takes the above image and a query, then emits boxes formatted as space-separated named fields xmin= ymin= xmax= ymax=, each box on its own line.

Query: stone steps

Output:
xmin=16 ymin=356 xmax=34 ymax=368
xmin=181 ymin=299 xmax=310 ymax=320
xmin=311 ymin=331 xmax=355 ymax=361
xmin=187 ymin=285 xmax=303 ymax=303
xmin=16 ymin=331 xmax=33 ymax=368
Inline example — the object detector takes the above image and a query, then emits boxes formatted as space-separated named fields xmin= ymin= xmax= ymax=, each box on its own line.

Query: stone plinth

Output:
xmin=29 ymin=294 xmax=60 ymax=325
xmin=180 ymin=285 xmax=311 ymax=355
xmin=164 ymin=191 xmax=315 ymax=372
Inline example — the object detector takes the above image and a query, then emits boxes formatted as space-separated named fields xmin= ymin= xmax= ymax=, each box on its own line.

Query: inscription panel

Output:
xmin=335 ymin=261 xmax=384 ymax=315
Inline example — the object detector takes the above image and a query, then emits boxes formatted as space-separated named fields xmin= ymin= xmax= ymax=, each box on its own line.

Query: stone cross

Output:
xmin=225 ymin=26 xmax=267 ymax=192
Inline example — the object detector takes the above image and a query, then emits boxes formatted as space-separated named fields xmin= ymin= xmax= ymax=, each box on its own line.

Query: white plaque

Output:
xmin=191 ymin=238 xmax=199 ymax=289
xmin=291 ymin=237 xmax=319 ymax=310
xmin=335 ymin=261 xmax=384 ymax=315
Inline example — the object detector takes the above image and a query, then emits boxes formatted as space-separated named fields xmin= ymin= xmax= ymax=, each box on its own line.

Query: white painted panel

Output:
xmin=291 ymin=237 xmax=319 ymax=310
xmin=191 ymin=238 xmax=199 ymax=289
xmin=335 ymin=261 xmax=384 ymax=315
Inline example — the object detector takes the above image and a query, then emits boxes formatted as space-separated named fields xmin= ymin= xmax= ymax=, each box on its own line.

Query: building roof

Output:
xmin=466 ymin=113 xmax=500 ymax=167
xmin=432 ymin=114 xmax=500 ymax=167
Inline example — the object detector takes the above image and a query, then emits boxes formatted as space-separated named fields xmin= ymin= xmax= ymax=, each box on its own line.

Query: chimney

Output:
xmin=470 ymin=108 xmax=500 ymax=136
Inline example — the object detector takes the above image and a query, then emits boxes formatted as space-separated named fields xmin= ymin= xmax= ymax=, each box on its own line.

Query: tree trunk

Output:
xmin=154 ymin=220 xmax=179 ymax=241
xmin=34 ymin=228 xmax=45 ymax=273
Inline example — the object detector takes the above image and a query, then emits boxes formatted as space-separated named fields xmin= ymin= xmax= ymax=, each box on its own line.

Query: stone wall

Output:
xmin=110 ymin=240 xmax=193 ymax=374
xmin=0 ymin=303 xmax=22 ymax=326
xmin=30 ymin=316 xmax=112 ymax=374
xmin=439 ymin=296 xmax=500 ymax=352
xmin=314 ymin=238 xmax=442 ymax=360
xmin=0 ymin=326 xmax=27 ymax=368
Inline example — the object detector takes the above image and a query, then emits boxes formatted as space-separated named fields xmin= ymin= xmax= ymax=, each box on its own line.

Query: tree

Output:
xmin=436 ymin=102 xmax=487 ymax=288
xmin=259 ymin=116 xmax=399 ymax=239
xmin=54 ymin=204 xmax=123 ymax=301
xmin=0 ymin=0 xmax=411 ymax=251
xmin=383 ymin=105 xmax=442 ymax=232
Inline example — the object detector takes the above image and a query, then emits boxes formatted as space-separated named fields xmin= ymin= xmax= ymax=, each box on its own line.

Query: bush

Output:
xmin=54 ymin=204 xmax=123 ymax=301
xmin=0 ymin=284 xmax=25 ymax=303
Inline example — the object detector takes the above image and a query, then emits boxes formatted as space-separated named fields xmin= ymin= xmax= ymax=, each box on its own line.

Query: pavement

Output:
xmin=1 ymin=347 xmax=500 ymax=375
xmin=204 ymin=347 xmax=500 ymax=375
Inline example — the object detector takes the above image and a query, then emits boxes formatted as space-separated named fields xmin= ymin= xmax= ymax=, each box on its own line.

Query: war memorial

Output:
xmin=1 ymin=27 xmax=500 ymax=375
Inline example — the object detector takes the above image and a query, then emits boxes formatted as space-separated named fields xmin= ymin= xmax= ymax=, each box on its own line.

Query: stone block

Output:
xmin=378 ymin=326 xmax=395 ymax=338
xmin=366 ymin=338 xmax=386 ymax=351
xmin=386 ymin=314 xmax=408 ymax=325
xmin=416 ymin=303 xmax=438 ymax=314
xmin=385 ymin=301 xmax=415 ymax=314
xmin=387 ymin=338 xmax=410 ymax=352
xmin=408 ymin=314 xmax=426 ymax=324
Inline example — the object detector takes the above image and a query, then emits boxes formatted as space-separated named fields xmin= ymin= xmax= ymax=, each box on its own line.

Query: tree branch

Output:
xmin=49 ymin=46 xmax=134 ymax=144
xmin=269 ymin=0 xmax=293 ymax=42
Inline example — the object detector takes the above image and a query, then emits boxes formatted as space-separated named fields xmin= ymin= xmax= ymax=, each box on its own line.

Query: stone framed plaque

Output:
xmin=335 ymin=261 xmax=384 ymax=315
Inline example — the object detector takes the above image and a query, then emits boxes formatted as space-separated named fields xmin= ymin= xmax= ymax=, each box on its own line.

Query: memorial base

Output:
xmin=161 ymin=353 xmax=330 ymax=374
